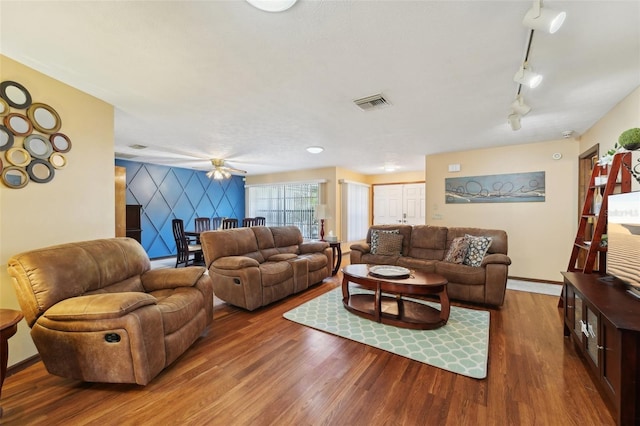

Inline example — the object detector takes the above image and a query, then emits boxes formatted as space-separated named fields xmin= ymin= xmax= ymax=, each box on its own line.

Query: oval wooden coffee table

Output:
xmin=341 ymin=264 xmax=449 ymax=330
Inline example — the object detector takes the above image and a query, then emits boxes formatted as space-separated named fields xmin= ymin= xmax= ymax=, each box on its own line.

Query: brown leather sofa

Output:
xmin=7 ymin=238 xmax=213 ymax=385
xmin=200 ymin=226 xmax=332 ymax=311
xmin=350 ymin=225 xmax=511 ymax=307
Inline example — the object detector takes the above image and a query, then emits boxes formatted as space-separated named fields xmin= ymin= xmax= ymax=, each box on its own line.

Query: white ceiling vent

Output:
xmin=354 ymin=94 xmax=390 ymax=111
xmin=115 ymin=152 xmax=139 ymax=159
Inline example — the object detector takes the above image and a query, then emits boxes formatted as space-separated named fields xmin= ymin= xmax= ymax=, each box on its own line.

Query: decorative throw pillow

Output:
xmin=375 ymin=233 xmax=404 ymax=256
xmin=443 ymin=236 xmax=470 ymax=264
xmin=463 ymin=234 xmax=493 ymax=267
xmin=370 ymin=229 xmax=400 ymax=255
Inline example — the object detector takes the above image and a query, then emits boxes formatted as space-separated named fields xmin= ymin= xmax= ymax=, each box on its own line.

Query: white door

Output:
xmin=373 ymin=185 xmax=403 ymax=225
xmin=403 ymin=183 xmax=425 ymax=225
xmin=373 ymin=183 xmax=425 ymax=225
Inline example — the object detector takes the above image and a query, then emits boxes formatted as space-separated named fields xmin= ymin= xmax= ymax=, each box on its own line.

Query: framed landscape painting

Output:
xmin=445 ymin=171 xmax=545 ymax=204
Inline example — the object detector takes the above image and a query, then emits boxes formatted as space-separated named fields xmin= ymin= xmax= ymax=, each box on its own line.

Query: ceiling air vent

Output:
xmin=353 ymin=94 xmax=390 ymax=111
xmin=115 ymin=152 xmax=139 ymax=159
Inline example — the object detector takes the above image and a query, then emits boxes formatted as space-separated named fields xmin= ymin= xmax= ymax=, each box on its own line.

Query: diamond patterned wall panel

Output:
xmin=116 ymin=159 xmax=245 ymax=259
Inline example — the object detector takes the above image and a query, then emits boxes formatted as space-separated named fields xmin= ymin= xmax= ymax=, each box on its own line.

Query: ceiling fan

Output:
xmin=206 ymin=159 xmax=247 ymax=180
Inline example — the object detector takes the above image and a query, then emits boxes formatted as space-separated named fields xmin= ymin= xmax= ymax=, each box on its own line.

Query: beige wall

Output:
xmin=580 ymin=85 xmax=640 ymax=192
xmin=0 ymin=56 xmax=115 ymax=366
xmin=426 ymin=139 xmax=580 ymax=281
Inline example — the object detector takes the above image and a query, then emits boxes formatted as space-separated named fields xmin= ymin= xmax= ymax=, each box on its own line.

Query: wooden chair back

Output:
xmin=222 ymin=218 xmax=238 ymax=229
xmin=194 ymin=217 xmax=211 ymax=233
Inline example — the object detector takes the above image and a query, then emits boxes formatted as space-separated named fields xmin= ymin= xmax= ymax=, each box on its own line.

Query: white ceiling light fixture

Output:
xmin=306 ymin=146 xmax=324 ymax=154
xmin=523 ymin=0 xmax=567 ymax=34
xmin=383 ymin=163 xmax=397 ymax=172
xmin=245 ymin=0 xmax=297 ymax=13
xmin=513 ymin=63 xmax=543 ymax=89
xmin=508 ymin=112 xmax=521 ymax=131
xmin=511 ymin=94 xmax=531 ymax=116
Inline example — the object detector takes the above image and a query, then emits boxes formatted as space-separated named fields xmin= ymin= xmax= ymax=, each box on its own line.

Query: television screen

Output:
xmin=607 ymin=191 xmax=640 ymax=297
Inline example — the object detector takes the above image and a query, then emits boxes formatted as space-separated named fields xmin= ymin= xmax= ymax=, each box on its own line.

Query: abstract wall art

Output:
xmin=445 ymin=171 xmax=545 ymax=204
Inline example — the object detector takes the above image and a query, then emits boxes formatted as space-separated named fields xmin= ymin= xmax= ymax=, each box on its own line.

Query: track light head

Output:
xmin=511 ymin=95 xmax=532 ymax=116
xmin=523 ymin=0 xmax=566 ymax=34
xmin=508 ymin=112 xmax=522 ymax=131
xmin=514 ymin=64 xmax=543 ymax=89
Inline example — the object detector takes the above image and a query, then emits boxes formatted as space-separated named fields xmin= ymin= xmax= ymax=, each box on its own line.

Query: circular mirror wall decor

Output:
xmin=0 ymin=125 xmax=14 ymax=151
xmin=24 ymin=134 xmax=53 ymax=159
xmin=5 ymin=147 xmax=32 ymax=167
xmin=50 ymin=132 xmax=71 ymax=153
xmin=49 ymin=152 xmax=67 ymax=169
xmin=0 ymin=98 xmax=9 ymax=117
xmin=27 ymin=159 xmax=55 ymax=183
xmin=0 ymin=81 xmax=71 ymax=188
xmin=4 ymin=113 xmax=33 ymax=137
xmin=0 ymin=81 xmax=32 ymax=109
xmin=27 ymin=102 xmax=61 ymax=134
xmin=2 ymin=166 xmax=29 ymax=189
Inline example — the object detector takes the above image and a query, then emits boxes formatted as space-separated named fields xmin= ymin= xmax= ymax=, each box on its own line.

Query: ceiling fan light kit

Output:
xmin=206 ymin=158 xmax=246 ymax=180
xmin=507 ymin=0 xmax=566 ymax=131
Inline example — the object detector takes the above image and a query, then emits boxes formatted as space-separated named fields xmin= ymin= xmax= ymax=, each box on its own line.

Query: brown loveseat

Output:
xmin=350 ymin=225 xmax=511 ymax=307
xmin=7 ymin=238 xmax=213 ymax=385
xmin=200 ymin=226 xmax=332 ymax=311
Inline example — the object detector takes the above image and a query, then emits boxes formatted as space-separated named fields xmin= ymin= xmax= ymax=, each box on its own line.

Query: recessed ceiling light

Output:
xmin=383 ymin=164 xmax=397 ymax=172
xmin=306 ymin=146 xmax=324 ymax=154
xmin=246 ymin=0 xmax=297 ymax=12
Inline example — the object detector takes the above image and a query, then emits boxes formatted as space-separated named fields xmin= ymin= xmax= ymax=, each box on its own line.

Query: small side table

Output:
xmin=0 ymin=309 xmax=23 ymax=417
xmin=327 ymin=241 xmax=342 ymax=276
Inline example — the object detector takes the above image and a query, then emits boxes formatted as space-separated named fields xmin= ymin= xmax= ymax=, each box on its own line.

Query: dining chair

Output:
xmin=211 ymin=217 xmax=224 ymax=230
xmin=221 ymin=218 xmax=238 ymax=229
xmin=194 ymin=217 xmax=211 ymax=233
xmin=242 ymin=217 xmax=257 ymax=227
xmin=172 ymin=219 xmax=203 ymax=267
xmin=255 ymin=216 xmax=266 ymax=226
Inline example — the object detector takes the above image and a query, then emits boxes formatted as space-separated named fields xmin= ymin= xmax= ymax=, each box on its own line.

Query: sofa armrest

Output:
xmin=481 ymin=253 xmax=512 ymax=267
xmin=299 ymin=241 xmax=329 ymax=254
xmin=350 ymin=242 xmax=370 ymax=253
xmin=212 ymin=256 xmax=260 ymax=270
xmin=141 ymin=267 xmax=206 ymax=291
xmin=43 ymin=293 xmax=157 ymax=321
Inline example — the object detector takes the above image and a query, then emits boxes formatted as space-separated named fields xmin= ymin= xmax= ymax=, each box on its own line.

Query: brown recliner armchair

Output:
xmin=7 ymin=238 xmax=213 ymax=385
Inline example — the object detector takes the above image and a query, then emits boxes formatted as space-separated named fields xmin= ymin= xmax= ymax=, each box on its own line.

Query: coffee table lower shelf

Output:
xmin=344 ymin=293 xmax=446 ymax=330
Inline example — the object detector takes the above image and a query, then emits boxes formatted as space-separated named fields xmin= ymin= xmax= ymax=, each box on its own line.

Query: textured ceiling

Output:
xmin=1 ymin=0 xmax=639 ymax=176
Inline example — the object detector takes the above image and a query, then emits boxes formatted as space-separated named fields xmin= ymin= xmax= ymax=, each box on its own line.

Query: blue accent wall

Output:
xmin=116 ymin=159 xmax=245 ymax=259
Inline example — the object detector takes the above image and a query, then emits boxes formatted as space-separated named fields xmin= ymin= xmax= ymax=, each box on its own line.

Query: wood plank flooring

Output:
xmin=1 ymin=272 xmax=614 ymax=425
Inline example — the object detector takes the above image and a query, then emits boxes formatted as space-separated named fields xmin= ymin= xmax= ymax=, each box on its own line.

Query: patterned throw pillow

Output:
xmin=370 ymin=229 xmax=400 ymax=255
xmin=376 ymin=233 xmax=404 ymax=256
xmin=443 ymin=236 xmax=470 ymax=264
xmin=463 ymin=234 xmax=493 ymax=267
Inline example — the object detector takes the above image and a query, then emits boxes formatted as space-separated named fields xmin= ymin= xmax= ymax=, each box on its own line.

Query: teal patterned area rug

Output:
xmin=284 ymin=287 xmax=490 ymax=379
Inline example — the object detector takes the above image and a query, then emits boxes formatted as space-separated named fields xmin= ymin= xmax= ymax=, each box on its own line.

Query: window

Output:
xmin=340 ymin=180 xmax=370 ymax=242
xmin=247 ymin=181 xmax=323 ymax=239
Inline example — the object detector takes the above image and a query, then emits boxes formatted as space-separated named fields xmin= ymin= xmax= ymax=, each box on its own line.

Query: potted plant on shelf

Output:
xmin=618 ymin=128 xmax=640 ymax=151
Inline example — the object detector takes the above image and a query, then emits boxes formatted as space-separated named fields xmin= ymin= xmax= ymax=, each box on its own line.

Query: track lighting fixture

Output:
xmin=508 ymin=112 xmax=521 ymax=131
xmin=523 ymin=0 xmax=566 ymax=34
xmin=514 ymin=63 xmax=543 ymax=89
xmin=511 ymin=95 xmax=531 ymax=116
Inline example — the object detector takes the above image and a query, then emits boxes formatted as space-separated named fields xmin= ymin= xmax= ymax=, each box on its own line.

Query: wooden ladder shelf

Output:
xmin=567 ymin=152 xmax=632 ymax=274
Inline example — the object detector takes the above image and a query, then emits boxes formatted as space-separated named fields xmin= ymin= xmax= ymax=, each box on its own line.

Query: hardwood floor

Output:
xmin=1 ymin=273 xmax=614 ymax=425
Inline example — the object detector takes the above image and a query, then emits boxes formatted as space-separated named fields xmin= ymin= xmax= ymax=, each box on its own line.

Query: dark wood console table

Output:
xmin=562 ymin=271 xmax=640 ymax=425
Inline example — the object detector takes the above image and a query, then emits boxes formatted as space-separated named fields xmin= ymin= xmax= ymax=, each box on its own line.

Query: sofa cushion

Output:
xmin=463 ymin=234 xmax=493 ymax=267
xmin=407 ymin=225 xmax=448 ymax=260
xmin=259 ymin=261 xmax=293 ymax=287
xmin=396 ymin=257 xmax=437 ymax=272
xmin=299 ymin=252 xmax=328 ymax=271
xmin=370 ymin=229 xmax=400 ymax=254
xmin=366 ymin=225 xmax=412 ymax=256
xmin=376 ymin=232 xmax=404 ymax=256
xmin=435 ymin=261 xmax=486 ymax=285
xmin=152 ymin=287 xmax=204 ymax=335
xmin=443 ymin=236 xmax=470 ymax=264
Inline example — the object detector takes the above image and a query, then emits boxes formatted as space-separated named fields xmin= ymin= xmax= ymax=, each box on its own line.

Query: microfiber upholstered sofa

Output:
xmin=200 ymin=225 xmax=332 ymax=311
xmin=7 ymin=238 xmax=214 ymax=385
xmin=350 ymin=225 xmax=511 ymax=307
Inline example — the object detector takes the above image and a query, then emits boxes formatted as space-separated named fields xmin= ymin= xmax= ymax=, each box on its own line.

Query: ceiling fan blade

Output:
xmin=223 ymin=165 xmax=247 ymax=174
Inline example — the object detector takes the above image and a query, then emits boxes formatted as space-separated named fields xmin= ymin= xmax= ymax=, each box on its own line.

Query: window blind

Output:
xmin=341 ymin=180 xmax=370 ymax=242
